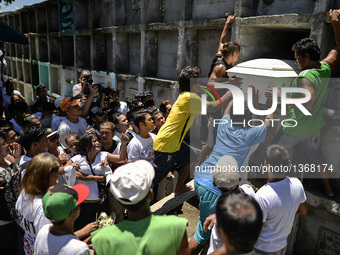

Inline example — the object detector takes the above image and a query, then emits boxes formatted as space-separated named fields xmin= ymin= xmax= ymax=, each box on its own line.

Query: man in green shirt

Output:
xmin=91 ymin=160 xmax=189 ymax=255
xmin=265 ymin=9 xmax=340 ymax=197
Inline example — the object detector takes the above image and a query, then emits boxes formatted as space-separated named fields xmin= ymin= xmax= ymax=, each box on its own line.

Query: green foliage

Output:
xmin=0 ymin=0 xmax=15 ymax=5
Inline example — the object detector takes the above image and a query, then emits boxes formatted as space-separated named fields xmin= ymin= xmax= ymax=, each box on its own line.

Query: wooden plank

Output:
xmin=151 ymin=179 xmax=196 ymax=215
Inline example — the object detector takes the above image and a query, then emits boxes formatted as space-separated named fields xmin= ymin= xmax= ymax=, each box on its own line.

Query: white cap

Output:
xmin=109 ymin=160 xmax=155 ymax=205
xmin=54 ymin=96 xmax=65 ymax=109
xmin=213 ymin=155 xmax=239 ymax=191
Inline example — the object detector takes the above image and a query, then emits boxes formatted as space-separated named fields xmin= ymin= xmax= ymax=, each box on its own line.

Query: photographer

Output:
xmin=109 ymin=88 xmax=129 ymax=116
xmin=72 ymin=70 xmax=93 ymax=97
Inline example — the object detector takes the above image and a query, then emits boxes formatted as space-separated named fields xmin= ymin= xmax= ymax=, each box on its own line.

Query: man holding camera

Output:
xmin=73 ymin=70 xmax=93 ymax=97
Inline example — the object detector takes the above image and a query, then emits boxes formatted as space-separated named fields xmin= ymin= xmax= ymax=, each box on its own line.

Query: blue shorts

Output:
xmin=273 ymin=130 xmax=326 ymax=165
xmin=153 ymin=142 xmax=197 ymax=185
xmin=193 ymin=181 xmax=220 ymax=245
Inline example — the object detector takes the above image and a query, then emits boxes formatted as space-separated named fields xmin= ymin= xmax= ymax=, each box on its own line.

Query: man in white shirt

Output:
xmin=111 ymin=88 xmax=129 ymax=116
xmin=127 ymin=111 xmax=155 ymax=163
xmin=58 ymin=97 xmax=88 ymax=148
xmin=34 ymin=183 xmax=91 ymax=255
xmin=254 ymin=145 xmax=308 ymax=255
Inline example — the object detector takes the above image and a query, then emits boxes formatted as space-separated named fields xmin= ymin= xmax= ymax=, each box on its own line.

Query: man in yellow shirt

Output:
xmin=153 ymin=66 xmax=232 ymax=195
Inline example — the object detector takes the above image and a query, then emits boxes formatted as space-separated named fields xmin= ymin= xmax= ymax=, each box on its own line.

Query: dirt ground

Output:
xmin=176 ymin=198 xmax=209 ymax=255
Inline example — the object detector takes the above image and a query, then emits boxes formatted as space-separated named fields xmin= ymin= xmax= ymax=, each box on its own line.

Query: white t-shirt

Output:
xmin=19 ymin=155 xmax=32 ymax=179
xmin=207 ymin=184 xmax=256 ymax=255
xmin=58 ymin=117 xmax=87 ymax=148
xmin=34 ymin=224 xmax=90 ymax=255
xmin=15 ymin=191 xmax=52 ymax=255
xmin=127 ymin=133 xmax=156 ymax=163
xmin=117 ymin=101 xmax=129 ymax=116
xmin=70 ymin=152 xmax=112 ymax=200
xmin=254 ymin=177 xmax=306 ymax=253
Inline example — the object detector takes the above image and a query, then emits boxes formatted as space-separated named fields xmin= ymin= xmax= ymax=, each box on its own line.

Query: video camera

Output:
xmin=126 ymin=91 xmax=155 ymax=111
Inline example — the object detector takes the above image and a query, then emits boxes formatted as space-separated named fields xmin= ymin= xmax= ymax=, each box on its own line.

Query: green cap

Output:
xmin=43 ymin=184 xmax=89 ymax=222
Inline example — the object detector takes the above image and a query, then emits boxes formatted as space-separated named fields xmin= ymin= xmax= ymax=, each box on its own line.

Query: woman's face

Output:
xmin=231 ymin=51 xmax=240 ymax=66
xmin=66 ymin=136 xmax=79 ymax=155
xmin=0 ymin=137 xmax=10 ymax=159
xmin=89 ymin=136 xmax=101 ymax=153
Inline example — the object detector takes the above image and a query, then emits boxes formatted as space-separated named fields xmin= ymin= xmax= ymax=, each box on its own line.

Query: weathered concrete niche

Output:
xmin=113 ymin=32 xmax=129 ymax=73
xmin=16 ymin=45 xmax=23 ymax=58
xmin=75 ymin=0 xmax=89 ymax=30
xmin=28 ymin=9 xmax=37 ymax=33
xmin=16 ymin=60 xmax=23 ymax=81
xmin=157 ymin=31 xmax=178 ymax=80
xmin=161 ymin=0 xmax=182 ymax=23
xmin=20 ymin=11 xmax=29 ymax=33
xmin=197 ymin=29 xmax=223 ymax=77
xmin=192 ymin=0 xmax=236 ymax=20
xmin=61 ymin=37 xmax=74 ymax=67
xmin=14 ymin=13 xmax=20 ymax=31
xmin=38 ymin=36 xmax=48 ymax=62
xmin=75 ymin=36 xmax=91 ymax=68
xmin=23 ymin=44 xmax=29 ymax=59
xmin=49 ymin=37 xmax=61 ymax=65
xmin=47 ymin=2 xmax=59 ymax=33
xmin=30 ymin=37 xmax=37 ymax=61
xmin=93 ymin=34 xmax=112 ymax=71
xmin=37 ymin=7 xmax=47 ymax=33
xmin=256 ymin=0 xmax=315 ymax=16
xmin=125 ymin=0 xmax=141 ymax=25
xmin=145 ymin=83 xmax=173 ymax=109
xmin=237 ymin=26 xmax=310 ymax=62
xmin=129 ymin=33 xmax=141 ymax=74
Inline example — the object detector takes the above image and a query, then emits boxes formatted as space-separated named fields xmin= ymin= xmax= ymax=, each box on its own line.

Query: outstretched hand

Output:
xmin=329 ymin=9 xmax=340 ymax=22
xmin=226 ymin=13 xmax=236 ymax=25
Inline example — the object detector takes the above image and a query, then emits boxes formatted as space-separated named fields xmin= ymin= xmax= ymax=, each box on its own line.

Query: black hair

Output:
xmin=0 ymin=127 xmax=9 ymax=140
xmin=120 ymin=193 xmax=149 ymax=211
xmin=159 ymin=100 xmax=170 ymax=114
xmin=221 ymin=42 xmax=240 ymax=57
xmin=77 ymin=133 xmax=101 ymax=155
xmin=109 ymin=111 xmax=123 ymax=125
xmin=177 ymin=66 xmax=201 ymax=92
xmin=100 ymin=121 xmax=116 ymax=133
xmin=126 ymin=110 xmax=136 ymax=123
xmin=20 ymin=124 xmax=46 ymax=151
xmin=36 ymin=83 xmax=46 ymax=93
xmin=112 ymin=88 xmax=119 ymax=95
xmin=42 ymin=102 xmax=57 ymax=113
xmin=216 ymin=192 xmax=262 ymax=253
xmin=65 ymin=131 xmax=80 ymax=144
xmin=265 ymin=144 xmax=290 ymax=167
xmin=151 ymin=109 xmax=164 ymax=121
xmin=292 ymin=38 xmax=320 ymax=61
xmin=133 ymin=110 xmax=149 ymax=129
xmin=229 ymin=104 xmax=253 ymax=128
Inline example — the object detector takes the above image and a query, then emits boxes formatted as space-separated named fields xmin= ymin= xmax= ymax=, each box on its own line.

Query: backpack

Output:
xmin=0 ymin=157 xmax=30 ymax=221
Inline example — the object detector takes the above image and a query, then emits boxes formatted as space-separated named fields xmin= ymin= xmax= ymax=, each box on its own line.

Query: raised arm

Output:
xmin=217 ymin=14 xmax=236 ymax=55
xmin=107 ymin=133 xmax=128 ymax=163
xmin=207 ymin=90 xmax=233 ymax=113
xmin=323 ymin=9 xmax=340 ymax=70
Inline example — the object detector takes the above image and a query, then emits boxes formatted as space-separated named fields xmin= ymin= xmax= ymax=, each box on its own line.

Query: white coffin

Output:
xmin=227 ymin=58 xmax=299 ymax=104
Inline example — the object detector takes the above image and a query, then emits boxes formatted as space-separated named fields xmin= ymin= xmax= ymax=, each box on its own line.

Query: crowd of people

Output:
xmin=0 ymin=9 xmax=339 ymax=255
